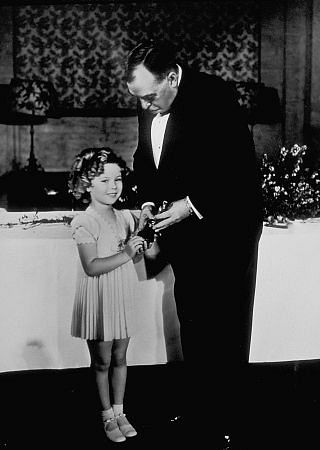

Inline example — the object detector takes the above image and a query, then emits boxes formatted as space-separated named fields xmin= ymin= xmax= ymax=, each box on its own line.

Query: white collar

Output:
xmin=177 ymin=64 xmax=182 ymax=86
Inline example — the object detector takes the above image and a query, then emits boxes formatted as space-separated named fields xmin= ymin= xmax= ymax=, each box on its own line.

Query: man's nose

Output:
xmin=140 ymin=99 xmax=151 ymax=110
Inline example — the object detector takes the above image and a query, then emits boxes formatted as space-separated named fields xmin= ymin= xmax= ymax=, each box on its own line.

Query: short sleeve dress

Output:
xmin=70 ymin=206 xmax=138 ymax=341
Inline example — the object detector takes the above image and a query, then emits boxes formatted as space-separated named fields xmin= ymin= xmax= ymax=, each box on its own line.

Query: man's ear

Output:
xmin=167 ymin=71 xmax=178 ymax=87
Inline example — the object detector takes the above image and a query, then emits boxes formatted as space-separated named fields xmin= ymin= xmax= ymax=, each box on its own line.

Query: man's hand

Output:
xmin=153 ymin=198 xmax=191 ymax=232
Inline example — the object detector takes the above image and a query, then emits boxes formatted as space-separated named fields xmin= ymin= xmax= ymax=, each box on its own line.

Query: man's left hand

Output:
xmin=153 ymin=198 xmax=190 ymax=232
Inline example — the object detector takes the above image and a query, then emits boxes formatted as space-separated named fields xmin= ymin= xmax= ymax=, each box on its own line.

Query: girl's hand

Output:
xmin=137 ymin=205 xmax=154 ymax=232
xmin=124 ymin=235 xmax=147 ymax=258
xmin=144 ymin=240 xmax=160 ymax=259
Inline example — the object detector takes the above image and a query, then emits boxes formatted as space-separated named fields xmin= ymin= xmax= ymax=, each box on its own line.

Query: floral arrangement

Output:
xmin=260 ymin=144 xmax=320 ymax=225
xmin=0 ymin=211 xmax=75 ymax=229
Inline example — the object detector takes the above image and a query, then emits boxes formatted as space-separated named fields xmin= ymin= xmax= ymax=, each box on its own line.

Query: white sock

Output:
xmin=113 ymin=403 xmax=124 ymax=416
xmin=102 ymin=406 xmax=127 ymax=442
xmin=101 ymin=407 xmax=114 ymax=422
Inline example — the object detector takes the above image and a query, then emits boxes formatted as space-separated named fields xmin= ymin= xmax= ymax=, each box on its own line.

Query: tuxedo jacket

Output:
xmin=133 ymin=68 xmax=263 ymax=357
xmin=132 ymin=67 xmax=262 ymax=254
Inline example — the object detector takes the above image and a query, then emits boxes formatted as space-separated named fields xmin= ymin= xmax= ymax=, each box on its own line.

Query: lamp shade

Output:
xmin=10 ymin=77 xmax=58 ymax=122
xmin=229 ymin=81 xmax=282 ymax=126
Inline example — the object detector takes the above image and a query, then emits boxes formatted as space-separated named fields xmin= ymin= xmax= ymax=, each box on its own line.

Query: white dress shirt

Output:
xmin=151 ymin=112 xmax=170 ymax=168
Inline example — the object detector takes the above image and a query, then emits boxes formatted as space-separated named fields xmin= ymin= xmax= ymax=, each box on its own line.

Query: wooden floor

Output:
xmin=1 ymin=362 xmax=320 ymax=449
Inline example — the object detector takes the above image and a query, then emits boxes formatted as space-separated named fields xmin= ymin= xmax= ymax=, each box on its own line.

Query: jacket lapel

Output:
xmin=157 ymin=67 xmax=191 ymax=168
xmin=140 ymin=110 xmax=157 ymax=168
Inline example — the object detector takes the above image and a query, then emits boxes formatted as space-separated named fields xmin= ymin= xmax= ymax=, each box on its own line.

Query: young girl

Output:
xmin=68 ymin=147 xmax=147 ymax=443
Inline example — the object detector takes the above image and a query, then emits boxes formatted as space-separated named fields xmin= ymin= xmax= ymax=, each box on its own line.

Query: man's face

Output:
xmin=127 ymin=64 xmax=178 ymax=115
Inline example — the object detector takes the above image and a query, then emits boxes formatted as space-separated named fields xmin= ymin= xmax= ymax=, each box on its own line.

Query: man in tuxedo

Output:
xmin=125 ymin=40 xmax=263 ymax=446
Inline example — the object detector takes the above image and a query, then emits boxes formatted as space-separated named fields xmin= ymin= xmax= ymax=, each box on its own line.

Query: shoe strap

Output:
xmin=104 ymin=416 xmax=116 ymax=424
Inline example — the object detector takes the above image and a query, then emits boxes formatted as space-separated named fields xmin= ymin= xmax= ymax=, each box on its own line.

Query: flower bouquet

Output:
xmin=260 ymin=144 xmax=320 ymax=226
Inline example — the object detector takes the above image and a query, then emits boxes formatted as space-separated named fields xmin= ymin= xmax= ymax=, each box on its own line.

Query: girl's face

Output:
xmin=89 ymin=163 xmax=123 ymax=207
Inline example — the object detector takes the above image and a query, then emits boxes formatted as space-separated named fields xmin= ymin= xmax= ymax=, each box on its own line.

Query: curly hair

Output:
xmin=68 ymin=147 xmax=132 ymax=205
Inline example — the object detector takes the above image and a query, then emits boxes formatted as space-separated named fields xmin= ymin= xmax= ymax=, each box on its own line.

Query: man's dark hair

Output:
xmin=126 ymin=40 xmax=178 ymax=82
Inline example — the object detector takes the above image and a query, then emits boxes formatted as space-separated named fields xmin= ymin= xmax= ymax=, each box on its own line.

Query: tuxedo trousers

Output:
xmin=159 ymin=219 xmax=262 ymax=427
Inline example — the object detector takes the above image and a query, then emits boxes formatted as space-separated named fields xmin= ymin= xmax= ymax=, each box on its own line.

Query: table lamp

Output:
xmin=231 ymin=81 xmax=282 ymax=132
xmin=10 ymin=77 xmax=55 ymax=172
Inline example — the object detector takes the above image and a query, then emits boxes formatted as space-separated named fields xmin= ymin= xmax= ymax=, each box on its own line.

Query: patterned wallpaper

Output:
xmin=13 ymin=1 xmax=260 ymax=112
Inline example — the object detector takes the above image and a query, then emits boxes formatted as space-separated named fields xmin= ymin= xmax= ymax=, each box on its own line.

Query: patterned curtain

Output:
xmin=13 ymin=1 xmax=259 ymax=113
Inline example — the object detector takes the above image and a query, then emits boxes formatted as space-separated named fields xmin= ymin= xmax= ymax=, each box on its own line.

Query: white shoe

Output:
xmin=116 ymin=413 xmax=137 ymax=438
xmin=103 ymin=417 xmax=126 ymax=443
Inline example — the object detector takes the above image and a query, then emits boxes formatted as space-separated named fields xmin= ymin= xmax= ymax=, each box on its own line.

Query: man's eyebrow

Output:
xmin=128 ymin=91 xmax=155 ymax=100
xmin=141 ymin=93 xmax=155 ymax=100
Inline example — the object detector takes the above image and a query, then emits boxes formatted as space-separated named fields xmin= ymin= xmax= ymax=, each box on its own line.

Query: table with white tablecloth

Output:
xmin=2 ymin=212 xmax=320 ymax=373
xmin=249 ymin=220 xmax=320 ymax=362
xmin=0 ymin=211 xmax=182 ymax=372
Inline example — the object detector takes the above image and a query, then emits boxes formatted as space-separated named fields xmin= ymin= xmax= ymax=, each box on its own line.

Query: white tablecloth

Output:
xmin=0 ymin=212 xmax=182 ymax=372
xmin=250 ymin=220 xmax=320 ymax=362
xmin=2 ymin=211 xmax=320 ymax=372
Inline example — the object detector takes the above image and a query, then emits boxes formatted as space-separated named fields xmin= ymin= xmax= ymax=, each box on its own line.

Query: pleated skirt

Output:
xmin=71 ymin=262 xmax=137 ymax=341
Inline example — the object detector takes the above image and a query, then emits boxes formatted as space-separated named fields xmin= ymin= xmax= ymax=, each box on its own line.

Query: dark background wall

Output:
xmin=0 ymin=0 xmax=318 ymax=186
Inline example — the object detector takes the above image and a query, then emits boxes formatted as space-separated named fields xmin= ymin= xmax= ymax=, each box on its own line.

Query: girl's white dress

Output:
xmin=70 ymin=206 xmax=137 ymax=341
